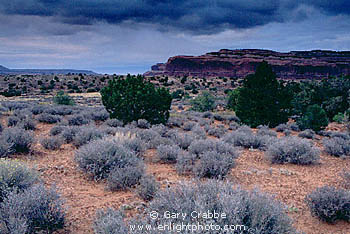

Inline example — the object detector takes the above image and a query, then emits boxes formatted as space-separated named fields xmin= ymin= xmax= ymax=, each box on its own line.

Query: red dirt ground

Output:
xmin=8 ymin=121 xmax=350 ymax=234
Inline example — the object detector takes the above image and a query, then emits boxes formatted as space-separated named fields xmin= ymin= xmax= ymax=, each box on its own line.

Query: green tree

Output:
xmin=190 ymin=91 xmax=216 ymax=112
xmin=53 ymin=91 xmax=75 ymax=105
xmin=226 ymin=88 xmax=241 ymax=111
xmin=297 ymin=104 xmax=328 ymax=131
xmin=100 ymin=74 xmax=172 ymax=124
xmin=235 ymin=61 xmax=293 ymax=127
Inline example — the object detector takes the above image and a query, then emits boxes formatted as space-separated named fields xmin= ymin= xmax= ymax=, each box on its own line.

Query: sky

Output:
xmin=0 ymin=0 xmax=349 ymax=74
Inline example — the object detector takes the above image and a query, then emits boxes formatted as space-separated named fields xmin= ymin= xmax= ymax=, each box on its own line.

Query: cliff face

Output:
xmin=144 ymin=49 xmax=350 ymax=79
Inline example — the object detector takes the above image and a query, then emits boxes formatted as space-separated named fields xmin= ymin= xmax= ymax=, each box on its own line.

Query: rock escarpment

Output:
xmin=144 ymin=49 xmax=350 ymax=79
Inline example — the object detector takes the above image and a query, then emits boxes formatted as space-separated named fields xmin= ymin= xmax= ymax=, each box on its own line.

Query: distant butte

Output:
xmin=0 ymin=65 xmax=97 ymax=75
xmin=144 ymin=49 xmax=350 ymax=79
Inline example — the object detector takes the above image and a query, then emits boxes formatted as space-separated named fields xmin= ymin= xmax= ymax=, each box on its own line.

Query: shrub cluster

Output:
xmin=0 ymin=184 xmax=65 ymax=233
xmin=193 ymin=151 xmax=236 ymax=179
xmin=37 ymin=113 xmax=62 ymax=124
xmin=75 ymin=138 xmax=145 ymax=190
xmin=306 ymin=186 xmax=350 ymax=223
xmin=188 ymin=139 xmax=238 ymax=157
xmin=72 ymin=126 xmax=106 ymax=147
xmin=105 ymin=118 xmax=124 ymax=127
xmin=67 ymin=114 xmax=91 ymax=126
xmin=40 ymin=136 xmax=64 ymax=150
xmin=53 ymin=91 xmax=75 ymax=105
xmin=155 ymin=145 xmax=182 ymax=164
xmin=0 ymin=159 xmax=39 ymax=202
xmin=298 ymin=129 xmax=316 ymax=139
xmin=323 ymin=136 xmax=350 ymax=157
xmin=137 ymin=175 xmax=159 ymax=201
xmin=266 ymin=136 xmax=320 ymax=165
xmin=97 ymin=180 xmax=295 ymax=234
xmin=1 ymin=127 xmax=34 ymax=154
xmin=0 ymin=160 xmax=65 ymax=233
xmin=222 ymin=127 xmax=275 ymax=150
xmin=190 ymin=91 xmax=216 ymax=112
xmin=93 ymin=209 xmax=128 ymax=234
xmin=137 ymin=119 xmax=150 ymax=129
xmin=107 ymin=164 xmax=145 ymax=191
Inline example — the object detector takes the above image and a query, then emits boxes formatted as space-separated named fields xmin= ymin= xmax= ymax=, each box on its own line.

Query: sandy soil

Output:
xmin=8 ymin=121 xmax=350 ymax=234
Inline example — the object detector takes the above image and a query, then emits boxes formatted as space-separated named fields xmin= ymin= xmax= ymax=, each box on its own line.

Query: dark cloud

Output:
xmin=0 ymin=0 xmax=348 ymax=34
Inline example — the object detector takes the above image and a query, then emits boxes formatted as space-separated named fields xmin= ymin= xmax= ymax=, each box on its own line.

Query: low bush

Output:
xmin=105 ymin=119 xmax=124 ymax=128
xmin=341 ymin=170 xmax=350 ymax=189
xmin=0 ymin=159 xmax=39 ymax=202
xmin=323 ymin=136 xmax=350 ymax=157
xmin=188 ymin=139 xmax=239 ymax=158
xmin=50 ymin=125 xmax=66 ymax=136
xmin=228 ymin=122 xmax=240 ymax=130
xmin=7 ymin=116 xmax=19 ymax=127
xmin=75 ymin=139 xmax=142 ymax=180
xmin=284 ymin=129 xmax=292 ymax=136
xmin=289 ymin=123 xmax=300 ymax=131
xmin=40 ymin=136 xmax=64 ymax=150
xmin=150 ymin=124 xmax=168 ymax=137
xmin=30 ymin=105 xmax=45 ymax=115
xmin=193 ymin=151 xmax=236 ymax=179
xmin=0 ymin=139 xmax=12 ymax=158
xmin=167 ymin=116 xmax=184 ymax=128
xmin=182 ymin=121 xmax=195 ymax=131
xmin=67 ymin=114 xmax=91 ymax=126
xmin=213 ymin=113 xmax=225 ymax=121
xmin=107 ymin=164 xmax=145 ymax=191
xmin=121 ymin=138 xmax=147 ymax=157
xmin=37 ymin=113 xmax=62 ymax=124
xmin=72 ymin=126 xmax=106 ymax=147
xmin=276 ymin=123 xmax=289 ymax=132
xmin=137 ymin=175 xmax=159 ymax=201
xmin=190 ymin=91 xmax=215 ymax=112
xmin=225 ymin=115 xmax=240 ymax=123
xmin=257 ymin=125 xmax=277 ymax=137
xmin=202 ymin=111 xmax=213 ymax=118
xmin=172 ymin=132 xmax=194 ymax=150
xmin=191 ymin=125 xmax=207 ymax=139
xmin=18 ymin=117 xmax=36 ymax=130
xmin=298 ymin=129 xmax=315 ymax=139
xmin=155 ymin=145 xmax=182 ymax=163
xmin=330 ymin=132 xmax=350 ymax=140
xmin=207 ymin=126 xmax=227 ymax=138
xmin=306 ymin=186 xmax=350 ymax=223
xmin=53 ymin=91 xmax=75 ymax=105
xmin=44 ymin=105 xmax=74 ymax=116
xmin=1 ymin=127 xmax=34 ymax=154
xmin=137 ymin=119 xmax=150 ymax=129
xmin=0 ymin=184 xmax=65 ymax=233
xmin=266 ymin=136 xmax=320 ymax=165
xmin=61 ymin=126 xmax=80 ymax=143
xmin=1 ymin=101 xmax=29 ymax=111
xmin=93 ymin=209 xmax=128 ymax=234
xmin=91 ymin=109 xmax=109 ymax=121
xmin=129 ymin=180 xmax=295 ymax=234
xmin=222 ymin=130 xmax=274 ymax=150
xmin=175 ymin=152 xmax=197 ymax=175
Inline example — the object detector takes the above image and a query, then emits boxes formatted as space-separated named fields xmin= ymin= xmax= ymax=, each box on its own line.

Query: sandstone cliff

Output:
xmin=144 ymin=49 xmax=350 ymax=79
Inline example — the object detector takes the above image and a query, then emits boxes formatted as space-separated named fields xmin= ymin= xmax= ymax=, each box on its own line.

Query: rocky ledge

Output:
xmin=144 ymin=49 xmax=350 ymax=79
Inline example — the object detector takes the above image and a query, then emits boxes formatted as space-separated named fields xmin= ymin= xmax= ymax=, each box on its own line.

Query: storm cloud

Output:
xmin=0 ymin=0 xmax=349 ymax=34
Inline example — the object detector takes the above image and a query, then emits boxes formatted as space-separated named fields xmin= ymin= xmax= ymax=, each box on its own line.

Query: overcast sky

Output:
xmin=0 ymin=0 xmax=349 ymax=74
